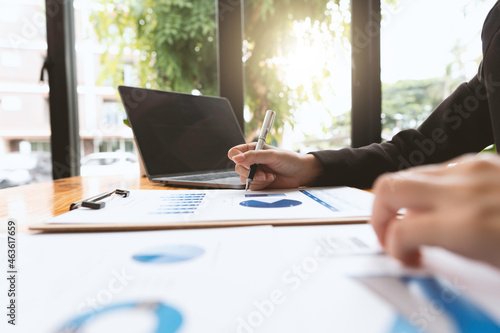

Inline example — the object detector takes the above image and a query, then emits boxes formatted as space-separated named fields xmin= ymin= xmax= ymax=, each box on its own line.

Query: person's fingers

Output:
xmin=444 ymin=153 xmax=479 ymax=166
xmin=229 ymin=142 xmax=274 ymax=156
xmin=231 ymin=149 xmax=280 ymax=168
xmin=229 ymin=143 xmax=276 ymax=163
xmin=395 ymin=154 xmax=478 ymax=177
xmin=398 ymin=162 xmax=451 ymax=177
xmin=231 ymin=153 xmax=247 ymax=165
xmin=235 ymin=164 xmax=249 ymax=177
xmin=384 ymin=213 xmax=441 ymax=266
xmin=248 ymin=172 xmax=276 ymax=191
xmin=236 ymin=165 xmax=276 ymax=189
xmin=235 ymin=165 xmax=268 ymax=181
xmin=407 ymin=154 xmax=500 ymax=185
xmin=370 ymin=172 xmax=444 ymax=246
xmin=228 ymin=143 xmax=253 ymax=160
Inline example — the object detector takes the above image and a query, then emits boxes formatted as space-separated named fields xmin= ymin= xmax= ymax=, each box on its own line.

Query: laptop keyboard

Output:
xmin=174 ymin=171 xmax=239 ymax=181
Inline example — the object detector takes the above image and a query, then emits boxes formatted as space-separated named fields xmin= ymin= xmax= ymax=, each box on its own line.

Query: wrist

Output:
xmin=300 ymin=154 xmax=324 ymax=186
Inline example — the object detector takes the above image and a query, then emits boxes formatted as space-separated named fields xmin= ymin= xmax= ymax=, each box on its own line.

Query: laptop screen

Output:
xmin=119 ymin=86 xmax=246 ymax=177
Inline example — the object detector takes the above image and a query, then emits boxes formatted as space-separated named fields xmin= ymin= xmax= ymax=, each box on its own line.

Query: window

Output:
xmin=73 ymin=0 xmax=219 ymax=175
xmin=0 ymin=0 xmax=52 ymax=189
xmin=243 ymin=0 xmax=353 ymax=153
xmin=28 ymin=0 xmax=483 ymax=182
xmin=380 ymin=0 xmax=497 ymax=140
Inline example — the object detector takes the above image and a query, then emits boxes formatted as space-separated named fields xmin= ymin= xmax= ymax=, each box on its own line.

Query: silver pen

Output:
xmin=245 ymin=110 xmax=276 ymax=191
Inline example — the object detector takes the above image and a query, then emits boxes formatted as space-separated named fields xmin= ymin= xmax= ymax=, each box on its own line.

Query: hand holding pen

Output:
xmin=245 ymin=110 xmax=276 ymax=190
xmin=228 ymin=110 xmax=324 ymax=191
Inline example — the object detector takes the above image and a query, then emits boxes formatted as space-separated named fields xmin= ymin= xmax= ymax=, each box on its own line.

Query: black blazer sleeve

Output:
xmin=310 ymin=1 xmax=500 ymax=189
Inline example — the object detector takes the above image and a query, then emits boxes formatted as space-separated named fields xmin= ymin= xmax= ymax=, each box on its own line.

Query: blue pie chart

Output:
xmin=56 ymin=301 xmax=182 ymax=333
xmin=239 ymin=199 xmax=302 ymax=208
xmin=132 ymin=244 xmax=205 ymax=264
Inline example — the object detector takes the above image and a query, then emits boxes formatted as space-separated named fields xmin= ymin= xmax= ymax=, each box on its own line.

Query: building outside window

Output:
xmin=75 ymin=0 xmax=219 ymax=176
xmin=0 ymin=0 xmax=52 ymax=189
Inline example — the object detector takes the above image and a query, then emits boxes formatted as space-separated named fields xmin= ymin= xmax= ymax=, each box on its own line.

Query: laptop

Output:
xmin=118 ymin=85 xmax=246 ymax=189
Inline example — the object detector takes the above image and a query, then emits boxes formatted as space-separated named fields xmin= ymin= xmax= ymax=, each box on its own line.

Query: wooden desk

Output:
xmin=1 ymin=176 xmax=371 ymax=233
xmin=0 ymin=175 xmax=174 ymax=232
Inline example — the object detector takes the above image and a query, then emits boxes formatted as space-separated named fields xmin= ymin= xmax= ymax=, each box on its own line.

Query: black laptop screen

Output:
xmin=119 ymin=86 xmax=246 ymax=177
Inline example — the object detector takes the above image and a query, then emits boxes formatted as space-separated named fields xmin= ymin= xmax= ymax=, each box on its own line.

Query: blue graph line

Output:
xmin=133 ymin=245 xmax=205 ymax=264
xmin=389 ymin=314 xmax=421 ymax=333
xmin=57 ymin=301 xmax=183 ymax=333
xmin=239 ymin=199 xmax=302 ymax=208
xmin=403 ymin=277 xmax=500 ymax=333
xmin=299 ymin=190 xmax=338 ymax=212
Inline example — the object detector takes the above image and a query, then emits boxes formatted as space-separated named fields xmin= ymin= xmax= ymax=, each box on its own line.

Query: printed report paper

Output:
xmin=45 ymin=187 xmax=374 ymax=225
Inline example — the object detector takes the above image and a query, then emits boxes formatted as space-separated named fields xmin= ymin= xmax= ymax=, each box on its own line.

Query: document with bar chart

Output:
xmin=34 ymin=187 xmax=374 ymax=231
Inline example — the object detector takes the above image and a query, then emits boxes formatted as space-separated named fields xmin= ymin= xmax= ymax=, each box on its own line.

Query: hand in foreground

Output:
xmin=228 ymin=143 xmax=323 ymax=190
xmin=370 ymin=154 xmax=500 ymax=268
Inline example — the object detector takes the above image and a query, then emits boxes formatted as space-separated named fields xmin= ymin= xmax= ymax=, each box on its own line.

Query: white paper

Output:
xmin=272 ymin=224 xmax=428 ymax=277
xmin=2 ymin=224 xmax=500 ymax=333
xmin=46 ymin=187 xmax=374 ymax=224
xmin=421 ymin=246 xmax=500 ymax=323
xmin=356 ymin=276 xmax=456 ymax=333
xmin=1 ymin=226 xmax=290 ymax=333
xmin=271 ymin=224 xmax=500 ymax=332
xmin=0 ymin=225 xmax=419 ymax=333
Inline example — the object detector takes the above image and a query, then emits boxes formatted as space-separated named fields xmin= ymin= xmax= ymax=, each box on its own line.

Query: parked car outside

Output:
xmin=0 ymin=152 xmax=52 ymax=189
xmin=80 ymin=152 xmax=139 ymax=176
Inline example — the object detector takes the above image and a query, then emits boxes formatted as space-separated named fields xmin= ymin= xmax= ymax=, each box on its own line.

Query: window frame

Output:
xmin=45 ymin=0 xmax=382 ymax=179
xmin=351 ymin=0 xmax=382 ymax=147
xmin=45 ymin=0 xmax=81 ymax=179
